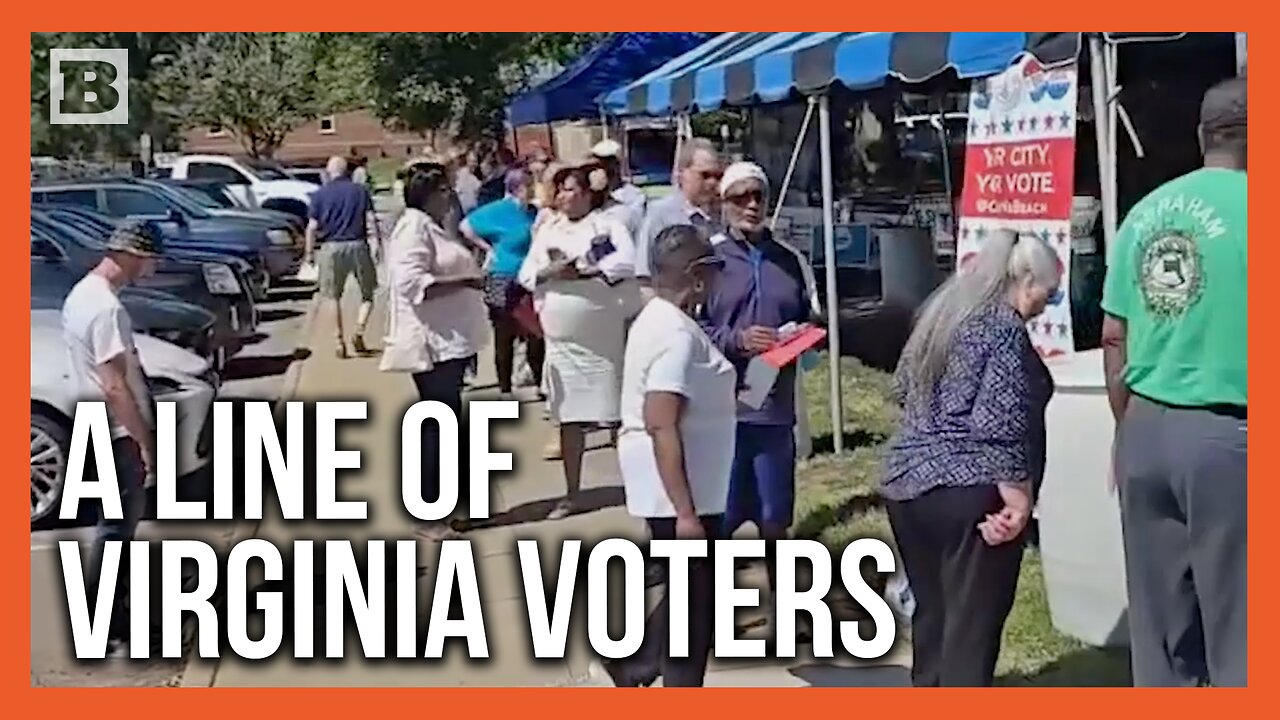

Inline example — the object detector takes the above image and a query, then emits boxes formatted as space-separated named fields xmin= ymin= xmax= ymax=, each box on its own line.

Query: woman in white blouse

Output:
xmin=598 ymin=223 xmax=735 ymax=687
xmin=517 ymin=161 xmax=640 ymax=520
xmin=382 ymin=162 xmax=488 ymax=540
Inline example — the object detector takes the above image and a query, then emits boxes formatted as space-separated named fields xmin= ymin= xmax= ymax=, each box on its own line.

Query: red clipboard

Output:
xmin=759 ymin=325 xmax=827 ymax=368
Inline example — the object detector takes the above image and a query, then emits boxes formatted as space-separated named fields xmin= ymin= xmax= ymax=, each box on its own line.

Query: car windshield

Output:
xmin=147 ymin=182 xmax=213 ymax=219
xmin=244 ymin=159 xmax=290 ymax=181
xmin=168 ymin=183 xmax=223 ymax=210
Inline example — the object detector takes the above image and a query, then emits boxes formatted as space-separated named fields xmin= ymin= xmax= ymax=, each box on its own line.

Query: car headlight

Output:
xmin=267 ymin=229 xmax=294 ymax=247
xmin=202 ymin=262 xmax=241 ymax=295
xmin=153 ymin=328 xmax=186 ymax=345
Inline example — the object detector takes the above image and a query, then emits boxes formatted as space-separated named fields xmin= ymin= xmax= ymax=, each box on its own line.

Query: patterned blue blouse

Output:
xmin=881 ymin=302 xmax=1041 ymax=503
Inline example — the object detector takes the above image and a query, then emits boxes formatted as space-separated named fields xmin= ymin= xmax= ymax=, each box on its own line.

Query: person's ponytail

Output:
xmin=898 ymin=229 xmax=1026 ymax=402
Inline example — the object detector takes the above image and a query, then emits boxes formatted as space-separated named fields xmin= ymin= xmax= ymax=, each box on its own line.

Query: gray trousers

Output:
xmin=1116 ymin=395 xmax=1247 ymax=687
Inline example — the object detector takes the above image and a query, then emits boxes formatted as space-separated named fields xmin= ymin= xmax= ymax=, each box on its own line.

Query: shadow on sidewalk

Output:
xmin=788 ymin=663 xmax=912 ymax=687
xmin=257 ymin=307 xmax=306 ymax=323
xmin=458 ymin=486 xmax=625 ymax=532
xmin=223 ymin=348 xmax=312 ymax=382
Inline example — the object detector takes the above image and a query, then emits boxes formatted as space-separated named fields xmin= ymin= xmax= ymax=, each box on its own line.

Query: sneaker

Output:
xmin=105 ymin=637 xmax=131 ymax=660
xmin=547 ymin=498 xmax=574 ymax=520
xmin=644 ymin=561 xmax=666 ymax=588
xmin=415 ymin=521 xmax=464 ymax=542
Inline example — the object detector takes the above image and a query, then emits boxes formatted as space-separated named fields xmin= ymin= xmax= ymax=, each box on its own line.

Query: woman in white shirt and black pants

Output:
xmin=381 ymin=162 xmax=488 ymax=540
xmin=600 ymin=224 xmax=737 ymax=688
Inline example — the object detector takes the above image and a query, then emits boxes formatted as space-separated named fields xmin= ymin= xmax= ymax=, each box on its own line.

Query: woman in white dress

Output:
xmin=518 ymin=162 xmax=640 ymax=519
xmin=381 ymin=162 xmax=488 ymax=540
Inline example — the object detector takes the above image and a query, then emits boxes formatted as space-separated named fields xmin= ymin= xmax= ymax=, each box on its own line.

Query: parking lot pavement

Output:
xmin=30 ymin=284 xmax=315 ymax=687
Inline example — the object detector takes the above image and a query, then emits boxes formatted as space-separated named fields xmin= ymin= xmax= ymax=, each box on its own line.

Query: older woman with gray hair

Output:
xmin=882 ymin=228 xmax=1060 ymax=687
xmin=598 ymin=223 xmax=734 ymax=688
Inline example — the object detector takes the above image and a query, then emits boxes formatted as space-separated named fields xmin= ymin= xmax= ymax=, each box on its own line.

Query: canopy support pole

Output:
xmin=671 ymin=114 xmax=691 ymax=187
xmin=1105 ymin=40 xmax=1120 ymax=248
xmin=818 ymin=94 xmax=844 ymax=454
xmin=770 ymin=95 xmax=818 ymax=230
xmin=1088 ymin=35 xmax=1117 ymax=264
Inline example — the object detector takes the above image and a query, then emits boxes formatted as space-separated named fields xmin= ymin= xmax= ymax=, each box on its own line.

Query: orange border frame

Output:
xmin=11 ymin=16 xmax=1268 ymax=707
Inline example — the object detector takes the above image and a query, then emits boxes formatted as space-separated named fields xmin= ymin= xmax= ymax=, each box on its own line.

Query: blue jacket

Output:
xmin=698 ymin=228 xmax=811 ymax=426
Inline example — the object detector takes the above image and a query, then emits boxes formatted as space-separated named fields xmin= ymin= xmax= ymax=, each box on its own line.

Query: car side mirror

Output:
xmin=167 ymin=208 xmax=187 ymax=227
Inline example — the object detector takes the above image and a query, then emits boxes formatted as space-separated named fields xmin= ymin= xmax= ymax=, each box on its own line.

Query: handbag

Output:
xmin=511 ymin=293 xmax=543 ymax=338
xmin=295 ymin=260 xmax=319 ymax=283
xmin=379 ymin=267 xmax=435 ymax=374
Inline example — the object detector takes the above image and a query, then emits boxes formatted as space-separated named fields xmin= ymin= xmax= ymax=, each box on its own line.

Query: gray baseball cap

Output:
xmin=1201 ymin=75 xmax=1247 ymax=133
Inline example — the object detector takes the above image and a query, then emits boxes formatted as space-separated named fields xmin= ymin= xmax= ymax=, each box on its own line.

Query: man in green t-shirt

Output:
xmin=1100 ymin=75 xmax=1247 ymax=687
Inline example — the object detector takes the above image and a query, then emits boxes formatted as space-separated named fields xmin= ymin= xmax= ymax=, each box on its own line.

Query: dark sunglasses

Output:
xmin=726 ymin=189 xmax=765 ymax=205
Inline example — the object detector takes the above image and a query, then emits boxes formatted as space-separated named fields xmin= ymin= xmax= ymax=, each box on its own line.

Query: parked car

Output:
xmin=158 ymin=178 xmax=305 ymax=233
xmin=31 ymin=180 xmax=297 ymax=292
xmin=31 ymin=207 xmax=257 ymax=322
xmin=164 ymin=178 xmax=254 ymax=210
xmin=162 ymin=154 xmax=318 ymax=220
xmin=35 ymin=202 xmax=271 ymax=301
xmin=30 ymin=213 xmax=252 ymax=359
xmin=286 ymin=166 xmax=327 ymax=186
xmin=31 ymin=259 xmax=222 ymax=370
xmin=30 ymin=309 xmax=217 ymax=525
xmin=36 ymin=203 xmax=264 ymax=308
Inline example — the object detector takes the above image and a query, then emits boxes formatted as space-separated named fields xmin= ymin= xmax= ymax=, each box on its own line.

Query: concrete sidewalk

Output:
xmin=186 ymin=291 xmax=910 ymax=688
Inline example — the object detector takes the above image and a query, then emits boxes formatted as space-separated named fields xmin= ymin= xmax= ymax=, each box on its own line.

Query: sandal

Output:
xmin=415 ymin=522 xmax=464 ymax=542
xmin=547 ymin=497 xmax=574 ymax=520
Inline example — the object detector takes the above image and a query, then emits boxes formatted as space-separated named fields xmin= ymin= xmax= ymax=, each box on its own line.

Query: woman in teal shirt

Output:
xmin=461 ymin=168 xmax=544 ymax=397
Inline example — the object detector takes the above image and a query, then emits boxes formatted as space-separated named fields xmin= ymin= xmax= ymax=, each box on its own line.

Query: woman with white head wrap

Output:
xmin=517 ymin=158 xmax=639 ymax=520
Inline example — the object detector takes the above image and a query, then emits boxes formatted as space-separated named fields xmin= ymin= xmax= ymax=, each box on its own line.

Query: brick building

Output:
xmin=182 ymin=109 xmax=447 ymax=164
xmin=182 ymin=109 xmax=604 ymax=166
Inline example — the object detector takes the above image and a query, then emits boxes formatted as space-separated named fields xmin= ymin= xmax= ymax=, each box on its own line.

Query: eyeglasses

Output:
xmin=699 ymin=170 xmax=724 ymax=181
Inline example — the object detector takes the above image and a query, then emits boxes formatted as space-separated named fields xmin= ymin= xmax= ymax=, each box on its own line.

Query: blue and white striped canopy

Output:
xmin=599 ymin=32 xmax=1083 ymax=116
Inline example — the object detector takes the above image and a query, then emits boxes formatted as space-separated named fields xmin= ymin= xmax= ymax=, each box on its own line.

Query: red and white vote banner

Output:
xmin=958 ymin=55 xmax=1079 ymax=357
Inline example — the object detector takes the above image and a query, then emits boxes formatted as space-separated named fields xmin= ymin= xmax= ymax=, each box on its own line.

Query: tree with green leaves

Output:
xmin=31 ymin=31 xmax=190 ymax=158
xmin=362 ymin=32 xmax=604 ymax=143
xmin=153 ymin=32 xmax=327 ymax=158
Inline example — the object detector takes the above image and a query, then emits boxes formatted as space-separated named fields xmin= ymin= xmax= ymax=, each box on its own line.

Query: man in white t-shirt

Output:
xmin=62 ymin=221 xmax=163 ymax=657
xmin=601 ymin=223 xmax=734 ymax=688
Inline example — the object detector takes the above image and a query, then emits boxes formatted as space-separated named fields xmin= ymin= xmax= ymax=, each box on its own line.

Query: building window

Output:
xmin=319 ymin=116 xmax=336 ymax=135
xmin=206 ymin=124 xmax=227 ymax=138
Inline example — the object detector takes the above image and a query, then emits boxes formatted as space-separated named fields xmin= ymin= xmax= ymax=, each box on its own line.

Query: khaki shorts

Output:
xmin=318 ymin=240 xmax=377 ymax=301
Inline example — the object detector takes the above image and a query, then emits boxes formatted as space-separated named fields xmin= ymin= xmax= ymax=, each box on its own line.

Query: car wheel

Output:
xmin=31 ymin=409 xmax=69 ymax=526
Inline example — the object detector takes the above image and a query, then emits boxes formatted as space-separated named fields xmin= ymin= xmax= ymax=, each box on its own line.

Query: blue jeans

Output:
xmin=87 ymin=437 xmax=147 ymax=642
